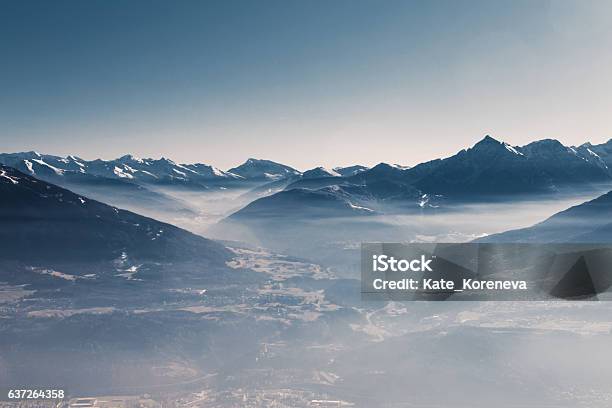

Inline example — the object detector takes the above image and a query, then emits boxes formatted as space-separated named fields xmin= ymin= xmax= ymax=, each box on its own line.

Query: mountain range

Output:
xmin=0 ymin=151 xmax=245 ymax=188
xmin=0 ymin=151 xmax=372 ymax=188
xmin=4 ymin=134 xmax=612 ymax=224
xmin=228 ymin=136 xmax=612 ymax=221
xmin=0 ymin=153 xmax=306 ymax=220
xmin=409 ymin=136 xmax=611 ymax=196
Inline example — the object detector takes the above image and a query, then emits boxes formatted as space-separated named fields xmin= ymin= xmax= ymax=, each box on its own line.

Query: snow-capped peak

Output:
xmin=118 ymin=154 xmax=144 ymax=164
xmin=302 ymin=166 xmax=341 ymax=179
xmin=315 ymin=167 xmax=341 ymax=177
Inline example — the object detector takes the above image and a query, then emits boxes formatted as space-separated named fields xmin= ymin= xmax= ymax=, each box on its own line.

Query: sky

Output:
xmin=2 ymin=0 xmax=612 ymax=171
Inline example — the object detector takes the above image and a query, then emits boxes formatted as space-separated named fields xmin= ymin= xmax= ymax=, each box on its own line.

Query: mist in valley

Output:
xmin=207 ymin=189 xmax=611 ymax=278
xmin=3 ymin=183 xmax=612 ymax=406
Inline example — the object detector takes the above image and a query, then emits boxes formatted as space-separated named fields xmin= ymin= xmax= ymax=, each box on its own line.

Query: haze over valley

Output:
xmin=3 ymin=135 xmax=612 ymax=406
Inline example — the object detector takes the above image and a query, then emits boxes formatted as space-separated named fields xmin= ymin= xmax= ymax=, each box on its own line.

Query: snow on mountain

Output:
xmin=0 ymin=152 xmax=86 ymax=177
xmin=409 ymin=135 xmax=612 ymax=196
xmin=389 ymin=164 xmax=411 ymax=170
xmin=332 ymin=165 xmax=369 ymax=176
xmin=182 ymin=163 xmax=243 ymax=179
xmin=228 ymin=158 xmax=301 ymax=180
xmin=0 ymin=169 xmax=19 ymax=184
xmin=0 ymin=152 xmax=245 ymax=187
xmin=301 ymin=166 xmax=341 ymax=179
xmin=228 ymin=135 xmax=612 ymax=224
xmin=573 ymin=140 xmax=612 ymax=170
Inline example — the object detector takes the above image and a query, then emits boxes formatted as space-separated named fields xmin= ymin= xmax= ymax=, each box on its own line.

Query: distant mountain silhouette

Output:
xmin=227 ymin=158 xmax=300 ymax=180
xmin=333 ymin=165 xmax=369 ymax=177
xmin=229 ymin=186 xmax=375 ymax=219
xmin=301 ymin=166 xmax=341 ymax=179
xmin=229 ymin=135 xmax=612 ymax=221
xmin=410 ymin=136 xmax=610 ymax=197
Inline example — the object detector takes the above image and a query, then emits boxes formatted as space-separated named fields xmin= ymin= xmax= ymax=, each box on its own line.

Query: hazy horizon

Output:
xmin=2 ymin=0 xmax=612 ymax=169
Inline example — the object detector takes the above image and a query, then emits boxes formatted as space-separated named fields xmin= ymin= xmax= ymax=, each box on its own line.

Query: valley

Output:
xmin=3 ymin=136 xmax=612 ymax=406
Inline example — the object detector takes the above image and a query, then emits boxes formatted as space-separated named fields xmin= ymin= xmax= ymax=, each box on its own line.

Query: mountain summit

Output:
xmin=409 ymin=135 xmax=611 ymax=196
xmin=228 ymin=158 xmax=301 ymax=180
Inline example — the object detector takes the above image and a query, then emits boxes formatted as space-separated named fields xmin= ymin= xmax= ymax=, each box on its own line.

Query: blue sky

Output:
xmin=2 ymin=0 xmax=612 ymax=170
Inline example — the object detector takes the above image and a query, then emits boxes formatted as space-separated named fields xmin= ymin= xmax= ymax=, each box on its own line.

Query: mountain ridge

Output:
xmin=0 ymin=165 xmax=229 ymax=264
xmin=226 ymin=135 xmax=612 ymax=223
